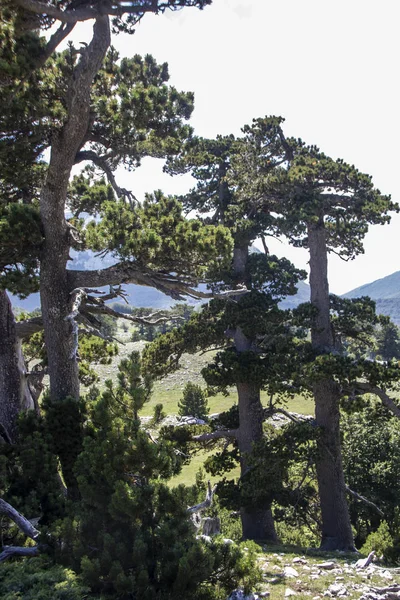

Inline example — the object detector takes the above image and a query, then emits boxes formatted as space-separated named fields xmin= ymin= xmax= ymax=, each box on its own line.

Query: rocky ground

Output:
xmin=230 ymin=551 xmax=400 ymax=600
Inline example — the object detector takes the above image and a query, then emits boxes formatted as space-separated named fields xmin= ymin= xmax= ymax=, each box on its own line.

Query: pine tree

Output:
xmin=178 ymin=382 xmax=209 ymax=420
xmin=0 ymin=1 xmax=233 ymax=454
xmin=145 ymin=131 xmax=306 ymax=541
xmin=231 ymin=115 xmax=398 ymax=550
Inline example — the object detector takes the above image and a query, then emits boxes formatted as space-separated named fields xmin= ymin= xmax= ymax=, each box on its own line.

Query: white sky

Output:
xmin=70 ymin=0 xmax=400 ymax=294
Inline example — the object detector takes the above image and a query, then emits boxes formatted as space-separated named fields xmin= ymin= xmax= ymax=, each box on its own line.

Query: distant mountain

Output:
xmin=343 ymin=271 xmax=400 ymax=325
xmin=280 ymin=280 xmax=310 ymax=308
xmin=343 ymin=271 xmax=400 ymax=301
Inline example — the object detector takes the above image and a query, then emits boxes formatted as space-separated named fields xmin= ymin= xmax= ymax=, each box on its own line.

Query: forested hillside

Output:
xmin=1 ymin=2 xmax=400 ymax=600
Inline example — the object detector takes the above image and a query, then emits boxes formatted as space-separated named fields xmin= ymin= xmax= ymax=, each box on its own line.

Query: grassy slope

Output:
xmin=93 ymin=326 xmax=313 ymax=487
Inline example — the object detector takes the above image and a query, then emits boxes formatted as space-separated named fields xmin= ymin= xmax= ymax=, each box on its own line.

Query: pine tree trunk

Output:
xmin=39 ymin=15 xmax=110 ymax=403
xmin=0 ymin=291 xmax=34 ymax=442
xmin=38 ymin=16 xmax=110 ymax=495
xmin=308 ymin=217 xmax=355 ymax=551
xmin=233 ymin=247 xmax=278 ymax=542
xmin=237 ymin=379 xmax=278 ymax=541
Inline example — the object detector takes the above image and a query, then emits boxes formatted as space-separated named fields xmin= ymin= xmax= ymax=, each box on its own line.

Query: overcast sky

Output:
xmin=73 ymin=0 xmax=400 ymax=294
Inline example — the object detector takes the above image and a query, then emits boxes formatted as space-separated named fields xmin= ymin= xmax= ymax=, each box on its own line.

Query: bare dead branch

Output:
xmin=65 ymin=288 xmax=87 ymax=359
xmin=0 ymin=545 xmax=40 ymax=563
xmin=187 ymin=481 xmax=217 ymax=515
xmin=345 ymin=485 xmax=384 ymax=517
xmin=67 ymin=263 xmax=249 ymax=302
xmin=0 ymin=499 xmax=40 ymax=541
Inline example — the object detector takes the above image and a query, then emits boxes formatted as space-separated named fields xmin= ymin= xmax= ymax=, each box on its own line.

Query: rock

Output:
xmin=259 ymin=593 xmax=270 ymax=598
xmin=317 ymin=562 xmax=336 ymax=570
xmin=227 ymin=590 xmax=257 ymax=600
xmin=284 ymin=566 xmax=300 ymax=578
xmin=380 ymin=570 xmax=394 ymax=580
xmin=284 ymin=588 xmax=297 ymax=597
xmin=326 ymin=583 xmax=348 ymax=597
xmin=293 ymin=557 xmax=307 ymax=564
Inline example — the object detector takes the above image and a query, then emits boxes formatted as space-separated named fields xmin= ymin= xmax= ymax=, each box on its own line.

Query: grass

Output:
xmin=92 ymin=324 xmax=314 ymax=487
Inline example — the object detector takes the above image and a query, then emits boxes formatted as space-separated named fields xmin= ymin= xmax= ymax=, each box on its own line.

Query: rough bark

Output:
xmin=233 ymin=247 xmax=278 ymax=542
xmin=308 ymin=217 xmax=355 ymax=551
xmin=0 ymin=291 xmax=34 ymax=442
xmin=39 ymin=15 xmax=110 ymax=403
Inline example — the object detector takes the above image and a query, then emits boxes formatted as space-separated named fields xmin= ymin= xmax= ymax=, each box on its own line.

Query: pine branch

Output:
xmin=67 ymin=263 xmax=249 ymax=302
xmin=348 ymin=382 xmax=400 ymax=419
xmin=74 ymin=150 xmax=136 ymax=205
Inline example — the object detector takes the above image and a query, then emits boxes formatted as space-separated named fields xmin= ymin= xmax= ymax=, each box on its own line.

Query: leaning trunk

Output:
xmin=308 ymin=217 xmax=355 ymax=551
xmin=233 ymin=246 xmax=277 ymax=542
xmin=0 ymin=290 xmax=34 ymax=442
xmin=39 ymin=15 xmax=110 ymax=404
xmin=38 ymin=16 xmax=110 ymax=494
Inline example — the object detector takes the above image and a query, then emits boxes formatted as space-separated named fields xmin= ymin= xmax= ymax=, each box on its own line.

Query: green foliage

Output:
xmin=152 ymin=402 xmax=166 ymax=425
xmin=375 ymin=321 xmax=400 ymax=361
xmin=342 ymin=403 xmax=400 ymax=546
xmin=360 ymin=521 xmax=394 ymax=561
xmin=78 ymin=335 xmax=118 ymax=386
xmin=0 ymin=557 xmax=89 ymax=600
xmin=43 ymin=396 xmax=85 ymax=495
xmin=86 ymin=191 xmax=233 ymax=281
xmin=178 ymin=381 xmax=209 ymax=420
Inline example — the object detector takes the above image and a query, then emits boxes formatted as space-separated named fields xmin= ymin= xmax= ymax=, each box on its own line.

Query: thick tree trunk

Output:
xmin=308 ymin=218 xmax=355 ymax=551
xmin=237 ymin=379 xmax=277 ymax=541
xmin=0 ymin=291 xmax=34 ymax=442
xmin=39 ymin=15 xmax=110 ymax=403
xmin=233 ymin=247 xmax=278 ymax=542
xmin=38 ymin=17 xmax=110 ymax=496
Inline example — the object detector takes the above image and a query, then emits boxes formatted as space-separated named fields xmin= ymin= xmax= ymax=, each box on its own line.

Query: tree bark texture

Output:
xmin=308 ymin=218 xmax=355 ymax=551
xmin=233 ymin=246 xmax=278 ymax=542
xmin=39 ymin=15 xmax=110 ymax=403
xmin=0 ymin=291 xmax=34 ymax=442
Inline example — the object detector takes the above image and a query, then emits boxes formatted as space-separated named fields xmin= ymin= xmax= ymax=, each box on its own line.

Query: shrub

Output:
xmin=360 ymin=521 xmax=394 ymax=561
xmin=0 ymin=557 xmax=89 ymax=600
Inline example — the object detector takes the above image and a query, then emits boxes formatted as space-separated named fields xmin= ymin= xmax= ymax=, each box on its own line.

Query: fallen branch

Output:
xmin=0 ymin=498 xmax=40 ymax=540
xmin=0 ymin=545 xmax=40 ymax=563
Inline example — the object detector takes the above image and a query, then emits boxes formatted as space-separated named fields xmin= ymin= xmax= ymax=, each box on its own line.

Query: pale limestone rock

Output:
xmin=284 ymin=566 xmax=299 ymax=578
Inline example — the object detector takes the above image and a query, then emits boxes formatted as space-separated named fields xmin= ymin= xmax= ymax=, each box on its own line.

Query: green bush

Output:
xmin=360 ymin=521 xmax=394 ymax=560
xmin=0 ymin=557 xmax=89 ymax=600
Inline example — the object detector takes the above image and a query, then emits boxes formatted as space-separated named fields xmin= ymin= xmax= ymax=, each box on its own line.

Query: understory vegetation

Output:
xmin=2 ymin=1 xmax=400 ymax=599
